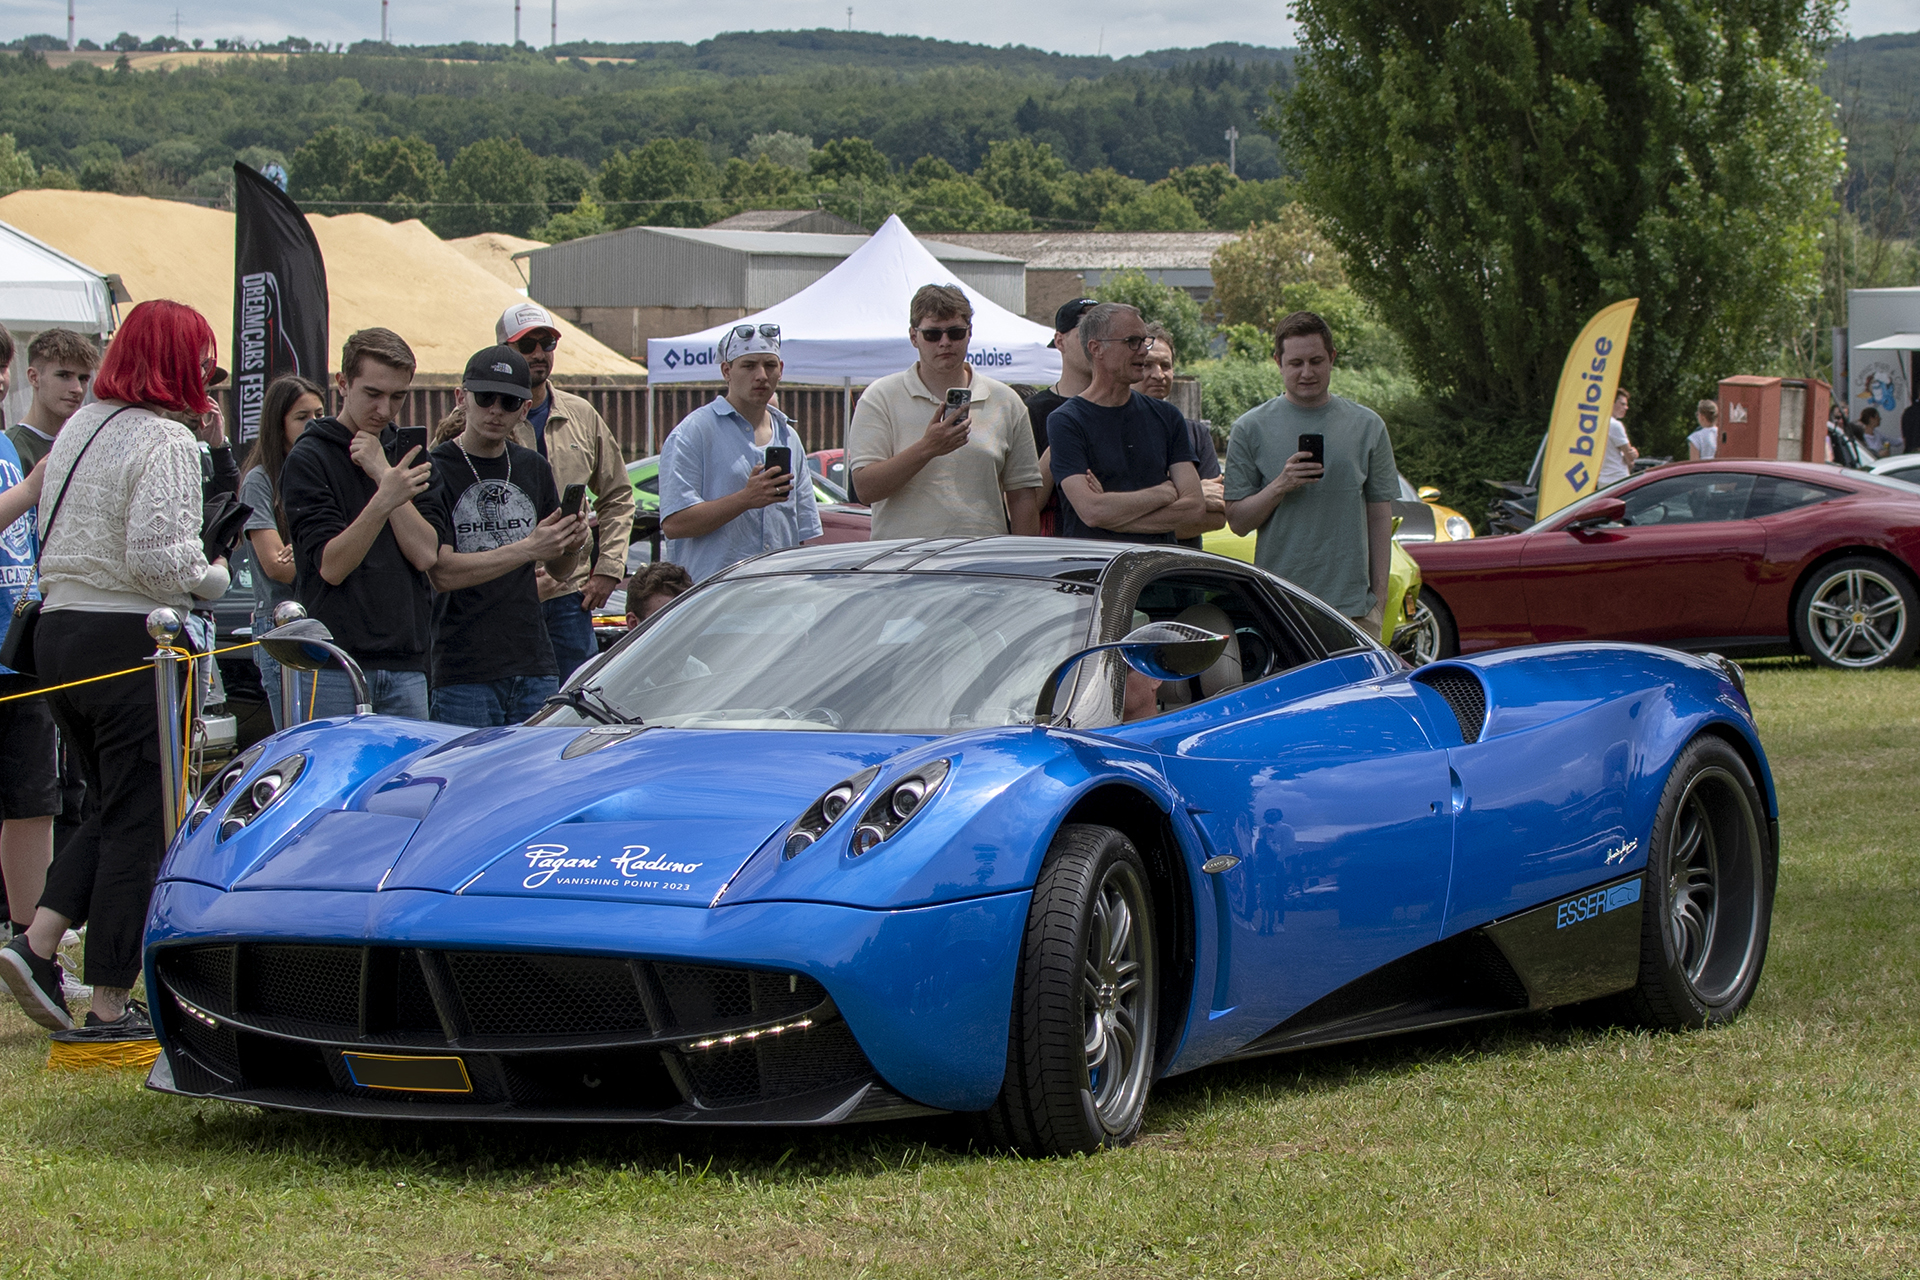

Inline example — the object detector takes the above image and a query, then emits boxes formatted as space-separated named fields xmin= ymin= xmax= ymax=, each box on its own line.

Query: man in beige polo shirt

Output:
xmin=847 ymin=284 xmax=1043 ymax=541
xmin=496 ymin=302 xmax=634 ymax=678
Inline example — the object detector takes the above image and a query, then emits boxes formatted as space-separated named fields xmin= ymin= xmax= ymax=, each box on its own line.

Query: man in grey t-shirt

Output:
xmin=1224 ymin=310 xmax=1397 ymax=633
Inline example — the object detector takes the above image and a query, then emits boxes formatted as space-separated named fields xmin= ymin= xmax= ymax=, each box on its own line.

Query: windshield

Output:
xmin=539 ymin=573 xmax=1096 ymax=733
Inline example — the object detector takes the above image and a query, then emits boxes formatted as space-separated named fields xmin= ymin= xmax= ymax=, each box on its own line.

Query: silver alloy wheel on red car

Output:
xmin=1794 ymin=559 xmax=1917 ymax=670
xmin=1393 ymin=598 xmax=1443 ymax=666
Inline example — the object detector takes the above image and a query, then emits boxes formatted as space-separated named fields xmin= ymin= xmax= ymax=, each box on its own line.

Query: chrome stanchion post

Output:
xmin=146 ymin=607 xmax=186 ymax=835
xmin=272 ymin=600 xmax=309 ymax=725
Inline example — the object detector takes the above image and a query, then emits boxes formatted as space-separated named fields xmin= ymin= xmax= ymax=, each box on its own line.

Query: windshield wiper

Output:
xmin=539 ymin=685 xmax=642 ymax=725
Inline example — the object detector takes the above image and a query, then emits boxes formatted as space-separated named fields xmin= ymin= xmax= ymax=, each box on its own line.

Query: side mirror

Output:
xmin=1565 ymin=497 xmax=1628 ymax=532
xmin=1033 ymin=622 xmax=1229 ymax=722
xmin=258 ymin=616 xmax=372 ymax=715
xmin=1417 ymin=486 xmax=1441 ymax=501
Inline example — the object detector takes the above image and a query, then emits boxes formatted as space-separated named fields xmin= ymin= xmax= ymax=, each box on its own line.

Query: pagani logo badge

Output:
xmin=521 ymin=842 xmax=600 ymax=888
xmin=1604 ymin=837 xmax=1639 ymax=866
xmin=611 ymin=846 xmax=704 ymax=878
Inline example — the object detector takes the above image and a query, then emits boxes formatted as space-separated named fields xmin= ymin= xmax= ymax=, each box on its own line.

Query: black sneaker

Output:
xmin=0 ymin=934 xmax=73 ymax=1031
xmin=80 ymin=999 xmax=152 ymax=1038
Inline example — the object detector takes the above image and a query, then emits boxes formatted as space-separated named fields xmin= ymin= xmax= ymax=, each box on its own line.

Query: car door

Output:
xmin=1123 ymin=572 xmax=1456 ymax=1052
xmin=1521 ymin=472 xmax=1764 ymax=643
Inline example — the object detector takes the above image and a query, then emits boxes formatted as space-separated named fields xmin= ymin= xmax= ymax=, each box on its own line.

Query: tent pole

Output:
xmin=646 ymin=382 xmax=655 ymax=455
xmin=842 ymin=376 xmax=851 ymax=449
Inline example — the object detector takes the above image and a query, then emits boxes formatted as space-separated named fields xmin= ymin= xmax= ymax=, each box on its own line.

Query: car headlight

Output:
xmin=849 ymin=759 xmax=951 ymax=856
xmin=1444 ymin=515 xmax=1473 ymax=540
xmin=1402 ymin=585 xmax=1420 ymax=623
xmin=783 ymin=766 xmax=880 ymax=859
xmin=216 ymin=753 xmax=307 ymax=840
xmin=186 ymin=742 xmax=267 ymax=833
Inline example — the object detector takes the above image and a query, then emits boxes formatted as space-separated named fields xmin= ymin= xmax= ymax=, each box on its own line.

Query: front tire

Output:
xmin=979 ymin=824 xmax=1158 ymax=1156
xmin=1393 ymin=593 xmax=1445 ymax=665
xmin=1614 ymin=735 xmax=1775 ymax=1030
xmin=1791 ymin=556 xmax=1917 ymax=670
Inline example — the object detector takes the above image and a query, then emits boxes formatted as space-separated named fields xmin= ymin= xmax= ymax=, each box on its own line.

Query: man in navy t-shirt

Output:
xmin=1046 ymin=303 xmax=1204 ymax=543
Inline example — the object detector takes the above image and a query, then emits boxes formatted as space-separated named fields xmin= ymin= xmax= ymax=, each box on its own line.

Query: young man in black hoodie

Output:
xmin=280 ymin=328 xmax=438 ymax=718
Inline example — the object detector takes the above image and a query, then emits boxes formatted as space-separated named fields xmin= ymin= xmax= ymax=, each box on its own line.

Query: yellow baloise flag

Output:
xmin=1535 ymin=298 xmax=1640 ymax=522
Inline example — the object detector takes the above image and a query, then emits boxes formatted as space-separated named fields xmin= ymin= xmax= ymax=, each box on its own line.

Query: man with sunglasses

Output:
xmin=847 ymin=283 xmax=1042 ymax=541
xmin=418 ymin=346 xmax=590 ymax=726
xmin=1047 ymin=302 xmax=1204 ymax=543
xmin=495 ymin=303 xmax=634 ymax=680
xmin=658 ymin=323 xmax=819 ymax=582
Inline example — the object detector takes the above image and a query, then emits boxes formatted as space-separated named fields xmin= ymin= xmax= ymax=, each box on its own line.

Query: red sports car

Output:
xmin=1407 ymin=460 xmax=1920 ymax=670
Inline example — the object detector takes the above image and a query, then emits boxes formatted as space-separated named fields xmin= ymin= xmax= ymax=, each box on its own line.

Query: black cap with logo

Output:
xmin=1053 ymin=297 xmax=1100 ymax=334
xmin=462 ymin=344 xmax=532 ymax=399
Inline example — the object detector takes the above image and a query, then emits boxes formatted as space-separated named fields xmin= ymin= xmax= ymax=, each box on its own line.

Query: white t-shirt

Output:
xmin=1688 ymin=425 xmax=1718 ymax=459
xmin=1597 ymin=417 xmax=1633 ymax=486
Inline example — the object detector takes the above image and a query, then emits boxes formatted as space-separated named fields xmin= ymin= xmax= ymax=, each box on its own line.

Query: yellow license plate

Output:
xmin=340 ymin=1051 xmax=473 ymax=1093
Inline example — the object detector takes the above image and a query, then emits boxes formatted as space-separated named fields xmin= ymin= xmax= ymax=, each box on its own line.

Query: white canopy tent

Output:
xmin=645 ymin=216 xmax=1061 ymax=448
xmin=0 ymin=220 xmax=118 ymax=426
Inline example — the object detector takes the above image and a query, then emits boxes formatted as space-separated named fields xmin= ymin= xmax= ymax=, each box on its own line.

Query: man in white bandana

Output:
xmin=658 ymin=323 xmax=821 ymax=582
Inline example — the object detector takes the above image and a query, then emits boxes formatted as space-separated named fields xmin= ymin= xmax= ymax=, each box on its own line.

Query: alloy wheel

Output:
xmin=1805 ymin=567 xmax=1908 ymax=668
xmin=1393 ymin=599 xmax=1442 ymax=665
xmin=1082 ymin=861 xmax=1154 ymax=1130
xmin=1665 ymin=765 xmax=1762 ymax=1006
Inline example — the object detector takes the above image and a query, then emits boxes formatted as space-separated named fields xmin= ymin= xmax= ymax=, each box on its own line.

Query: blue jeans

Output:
xmin=543 ymin=592 xmax=598 ymax=684
xmin=252 ymin=613 xmax=318 ymax=730
xmin=308 ymin=667 xmax=429 ymax=720
xmin=430 ymin=676 xmax=559 ymax=727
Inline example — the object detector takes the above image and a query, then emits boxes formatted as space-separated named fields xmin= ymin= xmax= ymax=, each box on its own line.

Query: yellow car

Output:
xmin=1200 ymin=526 xmax=1436 ymax=664
xmin=1393 ymin=475 xmax=1476 ymax=543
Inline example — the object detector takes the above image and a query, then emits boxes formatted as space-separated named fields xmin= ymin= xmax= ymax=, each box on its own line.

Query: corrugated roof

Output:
xmin=706 ymin=209 xmax=868 ymax=235
xmin=632 ymin=226 xmax=1024 ymax=263
xmin=928 ymin=231 xmax=1241 ymax=271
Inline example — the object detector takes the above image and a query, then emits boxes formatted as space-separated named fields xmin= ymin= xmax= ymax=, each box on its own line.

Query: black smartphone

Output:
xmin=394 ymin=426 xmax=428 ymax=460
xmin=1298 ymin=433 xmax=1325 ymax=468
xmin=560 ymin=482 xmax=587 ymax=517
xmin=945 ymin=387 xmax=973 ymax=418
xmin=763 ymin=445 xmax=793 ymax=477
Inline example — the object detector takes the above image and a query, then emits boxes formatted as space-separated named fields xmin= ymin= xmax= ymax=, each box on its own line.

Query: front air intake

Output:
xmin=1415 ymin=668 xmax=1487 ymax=744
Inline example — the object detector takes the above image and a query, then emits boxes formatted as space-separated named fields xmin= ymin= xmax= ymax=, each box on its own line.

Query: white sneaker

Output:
xmin=57 ymin=929 xmax=92 ymax=1005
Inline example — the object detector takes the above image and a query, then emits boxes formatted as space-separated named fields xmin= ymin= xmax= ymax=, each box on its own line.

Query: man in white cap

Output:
xmin=495 ymin=301 xmax=635 ymax=679
xmin=658 ymin=323 xmax=820 ymax=582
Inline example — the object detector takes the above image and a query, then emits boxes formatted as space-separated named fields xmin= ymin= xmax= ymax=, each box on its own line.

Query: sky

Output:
xmin=0 ymin=0 xmax=1910 ymax=56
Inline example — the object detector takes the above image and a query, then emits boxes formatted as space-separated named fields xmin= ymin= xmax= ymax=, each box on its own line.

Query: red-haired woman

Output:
xmin=0 ymin=299 xmax=231 ymax=1034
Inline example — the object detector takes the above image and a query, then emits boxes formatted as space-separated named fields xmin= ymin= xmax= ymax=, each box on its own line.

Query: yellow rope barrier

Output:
xmin=0 ymin=639 xmax=258 ymax=704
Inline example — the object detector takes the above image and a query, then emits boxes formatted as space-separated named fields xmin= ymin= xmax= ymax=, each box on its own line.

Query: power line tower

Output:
xmin=66 ymin=0 xmax=74 ymax=51
xmin=381 ymin=0 xmax=389 ymax=44
xmin=550 ymin=0 xmax=557 ymax=48
xmin=514 ymin=0 xmax=521 ymax=45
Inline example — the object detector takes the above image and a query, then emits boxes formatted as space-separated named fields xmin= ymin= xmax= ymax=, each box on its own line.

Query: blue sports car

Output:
xmin=145 ymin=538 xmax=1778 ymax=1156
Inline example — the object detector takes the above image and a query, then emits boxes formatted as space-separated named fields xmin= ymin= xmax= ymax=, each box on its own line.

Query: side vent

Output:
xmin=1415 ymin=668 xmax=1488 ymax=744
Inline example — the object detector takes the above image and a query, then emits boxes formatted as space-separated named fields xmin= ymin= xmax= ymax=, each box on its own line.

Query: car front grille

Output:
xmin=153 ymin=943 xmax=888 ymax=1121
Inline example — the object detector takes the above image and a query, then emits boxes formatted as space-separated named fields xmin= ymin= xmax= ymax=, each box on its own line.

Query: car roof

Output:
xmin=713 ymin=536 xmax=1230 ymax=583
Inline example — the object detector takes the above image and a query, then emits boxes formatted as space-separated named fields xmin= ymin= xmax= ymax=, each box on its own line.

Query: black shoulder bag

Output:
xmin=0 ymin=406 xmax=132 ymax=676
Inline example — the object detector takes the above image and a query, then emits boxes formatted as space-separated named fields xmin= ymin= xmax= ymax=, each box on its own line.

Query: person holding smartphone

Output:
xmin=417 ymin=346 xmax=589 ymax=727
xmin=1223 ymin=310 xmax=1397 ymax=635
xmin=658 ymin=324 xmax=819 ymax=583
xmin=280 ymin=328 xmax=440 ymax=718
xmin=846 ymin=283 xmax=1042 ymax=541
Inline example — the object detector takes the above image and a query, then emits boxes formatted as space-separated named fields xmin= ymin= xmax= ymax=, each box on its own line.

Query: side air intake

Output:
xmin=1415 ymin=668 xmax=1487 ymax=744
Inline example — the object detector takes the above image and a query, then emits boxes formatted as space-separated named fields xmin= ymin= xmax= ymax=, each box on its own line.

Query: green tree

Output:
xmin=809 ymin=136 xmax=890 ymax=185
xmin=1092 ymin=267 xmax=1210 ymax=363
xmin=1211 ymin=178 xmax=1290 ymax=229
xmin=1062 ymin=167 xmax=1148 ymax=226
xmin=900 ymin=176 xmax=1031 ymax=232
xmin=345 ymin=135 xmax=443 ymax=220
xmin=1097 ymin=184 xmax=1205 ymax=231
xmin=434 ymin=136 xmax=547 ymax=237
xmin=541 ymin=154 xmax=591 ymax=207
xmin=598 ymin=137 xmax=719 ymax=229
xmin=0 ymin=132 xmax=36 ymax=195
xmin=1163 ymin=163 xmax=1239 ymax=223
xmin=1280 ymin=0 xmax=1843 ymax=448
xmin=1210 ymin=204 xmax=1348 ymax=327
xmin=540 ymin=192 xmax=608 ymax=243
xmin=720 ymin=155 xmax=806 ymax=206
xmin=745 ymin=130 xmax=814 ymax=172
xmin=975 ymin=138 xmax=1071 ymax=222
xmin=290 ymin=125 xmax=365 ymax=204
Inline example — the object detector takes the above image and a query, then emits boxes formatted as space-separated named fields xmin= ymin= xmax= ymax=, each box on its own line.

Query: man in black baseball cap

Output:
xmin=416 ymin=345 xmax=591 ymax=726
xmin=1023 ymin=298 xmax=1100 ymax=533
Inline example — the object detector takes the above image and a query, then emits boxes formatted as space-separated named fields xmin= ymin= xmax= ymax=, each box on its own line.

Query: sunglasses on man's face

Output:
xmin=513 ymin=335 xmax=559 ymax=354
xmin=918 ymin=325 xmax=969 ymax=344
xmin=472 ymin=391 xmax=527 ymax=412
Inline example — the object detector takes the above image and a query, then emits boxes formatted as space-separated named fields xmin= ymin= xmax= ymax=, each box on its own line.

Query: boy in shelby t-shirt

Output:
xmin=420 ymin=346 xmax=589 ymax=727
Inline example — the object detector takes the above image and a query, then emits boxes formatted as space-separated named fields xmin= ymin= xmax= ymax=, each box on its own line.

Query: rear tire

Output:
xmin=1791 ymin=555 xmax=1918 ymax=670
xmin=1612 ymin=735 xmax=1775 ymax=1030
xmin=1419 ymin=588 xmax=1459 ymax=661
xmin=977 ymin=824 xmax=1158 ymax=1157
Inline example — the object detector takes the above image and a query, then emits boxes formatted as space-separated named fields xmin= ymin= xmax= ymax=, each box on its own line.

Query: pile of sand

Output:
xmin=446 ymin=232 xmax=543 ymax=291
xmin=0 ymin=190 xmax=642 ymax=378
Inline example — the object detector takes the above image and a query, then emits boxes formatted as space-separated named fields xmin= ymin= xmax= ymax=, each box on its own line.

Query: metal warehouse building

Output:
xmin=519 ymin=226 xmax=1028 ymax=359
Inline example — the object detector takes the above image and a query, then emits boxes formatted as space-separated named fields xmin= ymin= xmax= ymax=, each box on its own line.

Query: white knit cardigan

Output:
xmin=36 ymin=401 xmax=227 ymax=614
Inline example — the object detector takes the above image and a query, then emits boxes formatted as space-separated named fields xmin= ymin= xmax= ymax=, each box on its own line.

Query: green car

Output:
xmin=1202 ymin=525 xmax=1435 ymax=664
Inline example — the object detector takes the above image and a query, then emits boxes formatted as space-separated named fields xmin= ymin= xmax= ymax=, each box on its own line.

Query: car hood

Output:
xmin=228 ymin=726 xmax=927 ymax=907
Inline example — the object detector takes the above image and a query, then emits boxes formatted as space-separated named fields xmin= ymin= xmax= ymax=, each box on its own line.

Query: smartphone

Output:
xmin=1297 ymin=433 xmax=1325 ymax=468
xmin=945 ymin=387 xmax=973 ymax=418
xmin=560 ymin=482 xmax=587 ymax=518
xmin=763 ymin=445 xmax=793 ymax=477
xmin=394 ymin=426 xmax=428 ymax=460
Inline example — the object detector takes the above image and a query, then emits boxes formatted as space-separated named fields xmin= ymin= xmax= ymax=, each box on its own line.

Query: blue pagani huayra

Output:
xmin=146 ymin=537 xmax=1777 ymax=1156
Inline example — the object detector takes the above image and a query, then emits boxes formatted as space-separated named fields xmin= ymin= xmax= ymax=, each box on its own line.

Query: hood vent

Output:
xmin=1415 ymin=668 xmax=1487 ymax=744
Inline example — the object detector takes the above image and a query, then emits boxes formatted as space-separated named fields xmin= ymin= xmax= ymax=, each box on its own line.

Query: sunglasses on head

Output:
xmin=472 ymin=391 xmax=527 ymax=412
xmin=918 ymin=325 xmax=969 ymax=343
xmin=729 ymin=323 xmax=782 ymax=343
xmin=512 ymin=334 xmax=559 ymax=354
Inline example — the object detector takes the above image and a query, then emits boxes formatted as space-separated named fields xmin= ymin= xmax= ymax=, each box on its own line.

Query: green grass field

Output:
xmin=3 ymin=660 xmax=1915 ymax=1278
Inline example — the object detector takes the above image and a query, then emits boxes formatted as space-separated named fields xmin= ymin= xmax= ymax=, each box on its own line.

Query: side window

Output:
xmin=1745 ymin=475 xmax=1842 ymax=518
xmin=1130 ymin=574 xmax=1313 ymax=710
xmin=1281 ymin=587 xmax=1369 ymax=657
xmin=1620 ymin=473 xmax=1754 ymax=526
